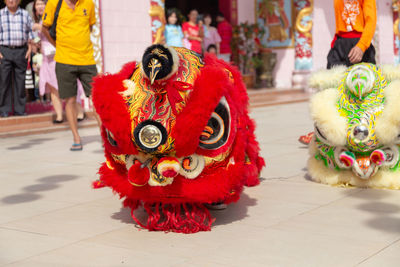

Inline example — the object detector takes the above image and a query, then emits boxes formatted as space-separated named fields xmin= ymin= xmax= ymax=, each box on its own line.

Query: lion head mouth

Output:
xmin=334 ymin=146 xmax=399 ymax=179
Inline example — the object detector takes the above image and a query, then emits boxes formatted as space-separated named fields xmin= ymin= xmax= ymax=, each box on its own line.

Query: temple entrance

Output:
xmin=165 ymin=0 xmax=237 ymax=25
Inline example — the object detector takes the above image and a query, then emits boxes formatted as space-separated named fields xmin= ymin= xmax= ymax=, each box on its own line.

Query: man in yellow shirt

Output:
xmin=327 ymin=0 xmax=377 ymax=69
xmin=42 ymin=0 xmax=97 ymax=151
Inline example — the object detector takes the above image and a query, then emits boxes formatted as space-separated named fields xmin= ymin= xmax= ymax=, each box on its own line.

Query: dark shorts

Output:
xmin=327 ymin=37 xmax=376 ymax=69
xmin=55 ymin=63 xmax=98 ymax=99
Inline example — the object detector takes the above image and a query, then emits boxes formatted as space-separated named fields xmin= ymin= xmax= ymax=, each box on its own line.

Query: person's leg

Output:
xmin=78 ymin=65 xmax=101 ymax=126
xmin=49 ymin=84 xmax=63 ymax=122
xmin=76 ymin=102 xmax=85 ymax=121
xmin=327 ymin=46 xmax=343 ymax=69
xmin=0 ymin=47 xmax=13 ymax=116
xmin=55 ymin=63 xmax=81 ymax=149
xmin=76 ymin=81 xmax=85 ymax=120
xmin=362 ymin=44 xmax=376 ymax=65
xmin=13 ymin=47 xmax=28 ymax=114
xmin=65 ymin=96 xmax=80 ymax=139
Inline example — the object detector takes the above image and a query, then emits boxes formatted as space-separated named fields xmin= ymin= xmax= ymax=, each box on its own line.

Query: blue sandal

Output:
xmin=70 ymin=143 xmax=83 ymax=151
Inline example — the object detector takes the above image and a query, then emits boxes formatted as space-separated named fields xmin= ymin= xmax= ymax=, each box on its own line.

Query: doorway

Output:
xmin=0 ymin=0 xmax=32 ymax=9
xmin=165 ymin=0 xmax=237 ymax=25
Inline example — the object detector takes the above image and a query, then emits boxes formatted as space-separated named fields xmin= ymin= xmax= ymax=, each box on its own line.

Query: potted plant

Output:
xmin=233 ymin=22 xmax=259 ymax=88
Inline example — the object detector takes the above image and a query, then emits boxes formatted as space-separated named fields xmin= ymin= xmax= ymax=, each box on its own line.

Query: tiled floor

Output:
xmin=1 ymin=102 xmax=399 ymax=267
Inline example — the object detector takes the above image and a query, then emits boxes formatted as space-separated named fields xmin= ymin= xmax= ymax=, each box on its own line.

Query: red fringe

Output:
xmin=130 ymin=202 xmax=215 ymax=233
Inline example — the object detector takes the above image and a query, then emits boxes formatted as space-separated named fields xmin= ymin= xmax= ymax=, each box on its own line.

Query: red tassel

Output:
xmin=165 ymin=81 xmax=192 ymax=115
xmin=130 ymin=202 xmax=214 ymax=233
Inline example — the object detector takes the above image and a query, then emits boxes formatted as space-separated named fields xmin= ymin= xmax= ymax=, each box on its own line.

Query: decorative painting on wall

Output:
xmin=149 ymin=0 xmax=166 ymax=44
xmin=256 ymin=0 xmax=294 ymax=48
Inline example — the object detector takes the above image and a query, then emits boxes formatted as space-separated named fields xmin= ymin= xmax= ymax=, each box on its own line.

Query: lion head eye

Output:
xmin=199 ymin=98 xmax=230 ymax=150
xmin=106 ymin=129 xmax=118 ymax=147
xmin=314 ymin=124 xmax=328 ymax=143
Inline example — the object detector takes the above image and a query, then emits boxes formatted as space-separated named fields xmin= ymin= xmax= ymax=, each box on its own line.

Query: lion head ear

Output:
xmin=308 ymin=65 xmax=347 ymax=90
xmin=381 ymin=65 xmax=400 ymax=82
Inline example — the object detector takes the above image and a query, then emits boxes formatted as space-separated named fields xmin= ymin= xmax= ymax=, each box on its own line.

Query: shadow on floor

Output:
xmin=111 ymin=207 xmax=135 ymax=225
xmin=110 ymin=193 xmax=257 ymax=230
xmin=1 ymin=174 xmax=79 ymax=205
xmin=346 ymin=189 xmax=400 ymax=234
xmin=81 ymin=134 xmax=102 ymax=146
xmin=92 ymin=149 xmax=104 ymax=154
xmin=211 ymin=193 xmax=257 ymax=226
xmin=7 ymin=138 xmax=54 ymax=150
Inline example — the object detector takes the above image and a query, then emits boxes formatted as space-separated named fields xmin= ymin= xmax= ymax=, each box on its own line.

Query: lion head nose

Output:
xmin=133 ymin=120 xmax=168 ymax=153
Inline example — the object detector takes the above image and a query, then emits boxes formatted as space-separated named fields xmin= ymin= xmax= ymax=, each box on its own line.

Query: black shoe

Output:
xmin=14 ymin=112 xmax=27 ymax=116
xmin=53 ymin=119 xmax=64 ymax=124
xmin=0 ymin=112 xmax=9 ymax=118
xmin=77 ymin=113 xmax=86 ymax=122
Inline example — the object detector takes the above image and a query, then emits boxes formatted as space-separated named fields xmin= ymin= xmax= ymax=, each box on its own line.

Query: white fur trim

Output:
xmin=375 ymin=80 xmax=400 ymax=144
xmin=308 ymin=156 xmax=400 ymax=190
xmin=120 ymin=79 xmax=136 ymax=98
xmin=310 ymin=88 xmax=347 ymax=146
xmin=308 ymin=65 xmax=347 ymax=90
xmin=381 ymin=65 xmax=400 ymax=82
xmin=162 ymin=45 xmax=180 ymax=81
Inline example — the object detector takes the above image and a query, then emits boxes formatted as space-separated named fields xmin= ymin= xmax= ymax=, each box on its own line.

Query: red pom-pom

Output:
xmin=128 ymin=161 xmax=150 ymax=187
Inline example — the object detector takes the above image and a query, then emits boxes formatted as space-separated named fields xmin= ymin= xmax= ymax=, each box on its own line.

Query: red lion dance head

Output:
xmin=92 ymin=45 xmax=264 ymax=233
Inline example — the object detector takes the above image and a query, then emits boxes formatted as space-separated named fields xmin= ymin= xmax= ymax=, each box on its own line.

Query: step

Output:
xmin=0 ymin=119 xmax=98 ymax=138
xmin=248 ymin=88 xmax=310 ymax=107
xmin=0 ymin=89 xmax=310 ymax=138
xmin=0 ymin=111 xmax=97 ymax=138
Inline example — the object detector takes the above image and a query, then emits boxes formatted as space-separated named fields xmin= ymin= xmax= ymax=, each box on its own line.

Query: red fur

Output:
xmin=173 ymin=65 xmax=231 ymax=157
xmin=92 ymin=63 xmax=138 ymax=155
xmin=92 ymin=47 xmax=264 ymax=233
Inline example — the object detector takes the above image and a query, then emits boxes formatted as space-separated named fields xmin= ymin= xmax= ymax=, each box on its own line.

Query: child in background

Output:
xmin=164 ymin=9 xmax=184 ymax=47
xmin=203 ymin=14 xmax=221 ymax=55
xmin=206 ymin=44 xmax=217 ymax=55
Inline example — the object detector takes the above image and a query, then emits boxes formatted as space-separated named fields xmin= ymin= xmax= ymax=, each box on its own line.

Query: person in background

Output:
xmin=202 ymin=13 xmax=221 ymax=55
xmin=0 ymin=0 xmax=34 ymax=117
xmin=43 ymin=0 xmax=99 ymax=151
xmin=206 ymin=44 xmax=217 ymax=55
xmin=182 ymin=9 xmax=202 ymax=54
xmin=298 ymin=0 xmax=377 ymax=145
xmin=25 ymin=0 xmax=34 ymax=18
xmin=216 ymin=12 xmax=232 ymax=63
xmin=164 ymin=8 xmax=184 ymax=47
xmin=32 ymin=0 xmax=63 ymax=122
xmin=32 ymin=0 xmax=85 ymax=123
xmin=327 ymin=0 xmax=376 ymax=68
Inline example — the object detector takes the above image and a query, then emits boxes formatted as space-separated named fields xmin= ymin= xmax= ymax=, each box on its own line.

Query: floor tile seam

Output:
xmin=80 ymin=231 xmax=236 ymax=263
xmin=1 ymin=222 xmax=136 ymax=266
xmin=258 ymin=188 xmax=364 ymax=230
xmin=0 ymin=196 xmax=115 ymax=226
xmin=2 ymin=237 xmax=89 ymax=267
xmin=261 ymin=172 xmax=305 ymax=181
xmin=0 ymin=226 xmax=48 ymax=236
xmin=355 ymin=236 xmax=400 ymax=266
xmin=0 ymin=201 xmax=72 ymax=211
